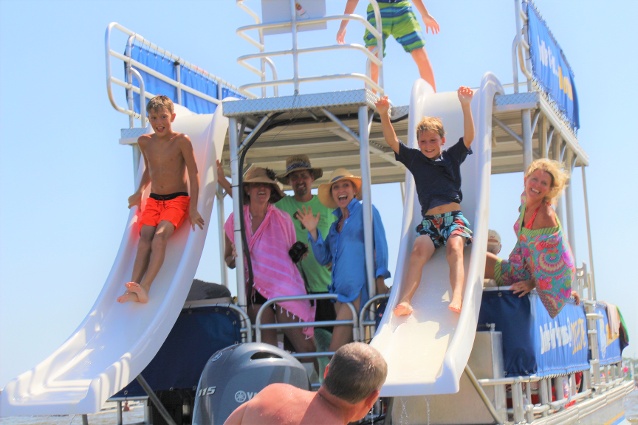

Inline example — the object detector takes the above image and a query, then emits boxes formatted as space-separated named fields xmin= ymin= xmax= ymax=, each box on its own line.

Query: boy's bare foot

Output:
xmin=448 ymin=298 xmax=462 ymax=314
xmin=117 ymin=282 xmax=149 ymax=304
xmin=117 ymin=291 xmax=139 ymax=303
xmin=394 ymin=302 xmax=413 ymax=317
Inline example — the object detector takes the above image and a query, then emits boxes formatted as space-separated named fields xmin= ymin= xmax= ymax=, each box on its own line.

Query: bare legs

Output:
xmin=117 ymin=221 xmax=175 ymax=303
xmin=328 ymin=298 xmax=361 ymax=353
xmin=446 ymin=235 xmax=465 ymax=313
xmin=394 ymin=235 xmax=435 ymax=316
xmin=368 ymin=47 xmax=436 ymax=93
xmin=394 ymin=234 xmax=468 ymax=316
xmin=248 ymin=303 xmax=316 ymax=359
xmin=410 ymin=48 xmax=436 ymax=92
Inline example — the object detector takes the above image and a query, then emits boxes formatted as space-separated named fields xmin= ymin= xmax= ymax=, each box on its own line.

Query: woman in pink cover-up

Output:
xmin=224 ymin=166 xmax=315 ymax=354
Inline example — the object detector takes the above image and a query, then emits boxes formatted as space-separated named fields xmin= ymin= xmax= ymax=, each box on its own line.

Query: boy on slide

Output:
xmin=117 ymin=95 xmax=204 ymax=304
xmin=375 ymin=87 xmax=474 ymax=315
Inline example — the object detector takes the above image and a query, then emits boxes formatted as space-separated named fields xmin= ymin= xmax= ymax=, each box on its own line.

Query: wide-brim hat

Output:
xmin=243 ymin=166 xmax=284 ymax=203
xmin=276 ymin=154 xmax=323 ymax=185
xmin=318 ymin=168 xmax=362 ymax=209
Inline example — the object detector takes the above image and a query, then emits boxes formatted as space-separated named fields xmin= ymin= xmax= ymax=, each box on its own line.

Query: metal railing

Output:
xmin=105 ymin=22 xmax=253 ymax=126
xmin=246 ymin=291 xmax=386 ymax=389
xmin=235 ymin=0 xmax=385 ymax=96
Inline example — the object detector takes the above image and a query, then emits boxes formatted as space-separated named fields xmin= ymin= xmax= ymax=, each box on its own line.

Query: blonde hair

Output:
xmin=525 ymin=158 xmax=570 ymax=204
xmin=416 ymin=116 xmax=445 ymax=139
xmin=146 ymin=95 xmax=174 ymax=114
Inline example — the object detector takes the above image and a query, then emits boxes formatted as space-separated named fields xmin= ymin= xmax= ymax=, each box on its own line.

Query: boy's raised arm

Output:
xmin=179 ymin=134 xmax=205 ymax=230
xmin=458 ymin=86 xmax=475 ymax=148
xmin=375 ymin=96 xmax=400 ymax=154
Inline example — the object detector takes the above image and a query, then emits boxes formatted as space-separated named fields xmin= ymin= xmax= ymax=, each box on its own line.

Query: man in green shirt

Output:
xmin=276 ymin=155 xmax=337 ymax=326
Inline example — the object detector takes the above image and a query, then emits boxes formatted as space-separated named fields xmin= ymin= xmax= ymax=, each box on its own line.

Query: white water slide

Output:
xmin=0 ymin=104 xmax=228 ymax=416
xmin=371 ymin=74 xmax=503 ymax=397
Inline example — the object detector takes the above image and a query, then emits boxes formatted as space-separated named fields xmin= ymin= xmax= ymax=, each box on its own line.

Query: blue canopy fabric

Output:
xmin=125 ymin=43 xmax=245 ymax=115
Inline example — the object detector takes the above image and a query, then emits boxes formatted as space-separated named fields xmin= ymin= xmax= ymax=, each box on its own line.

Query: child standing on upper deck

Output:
xmin=337 ymin=0 xmax=439 ymax=91
xmin=117 ymin=95 xmax=204 ymax=304
xmin=375 ymin=86 xmax=474 ymax=315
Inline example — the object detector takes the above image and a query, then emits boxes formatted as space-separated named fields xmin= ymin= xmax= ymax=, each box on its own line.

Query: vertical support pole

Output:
xmin=521 ymin=109 xmax=533 ymax=170
xmin=512 ymin=379 xmax=525 ymax=423
xmin=217 ymin=186 xmax=228 ymax=287
xmin=175 ymin=63 xmax=182 ymax=105
xmin=564 ymin=151 xmax=576 ymax=259
xmin=525 ymin=385 xmax=534 ymax=424
xmin=229 ymin=117 xmax=247 ymax=308
xmin=116 ymin=401 xmax=123 ymax=425
xmin=539 ymin=378 xmax=549 ymax=416
xmin=586 ymin=302 xmax=601 ymax=387
xmin=581 ymin=167 xmax=596 ymax=298
xmin=583 ymin=369 xmax=592 ymax=397
xmin=289 ymin=0 xmax=300 ymax=94
xmin=358 ymin=106 xmax=376 ymax=302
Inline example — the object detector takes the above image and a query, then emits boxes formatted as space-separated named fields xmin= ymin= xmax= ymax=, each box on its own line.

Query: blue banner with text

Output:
xmin=532 ymin=292 xmax=589 ymax=376
xmin=525 ymin=1 xmax=579 ymax=130
xmin=594 ymin=303 xmax=622 ymax=366
xmin=479 ymin=290 xmax=589 ymax=377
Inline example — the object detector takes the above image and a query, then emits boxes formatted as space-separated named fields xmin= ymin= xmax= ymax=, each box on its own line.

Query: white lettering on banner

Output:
xmin=537 ymin=36 xmax=558 ymax=77
xmin=540 ymin=318 xmax=572 ymax=355
xmin=570 ymin=318 xmax=586 ymax=355
xmin=535 ymin=36 xmax=574 ymax=101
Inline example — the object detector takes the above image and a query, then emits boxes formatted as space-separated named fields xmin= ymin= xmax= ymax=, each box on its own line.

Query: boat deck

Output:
xmin=219 ymin=87 xmax=588 ymax=186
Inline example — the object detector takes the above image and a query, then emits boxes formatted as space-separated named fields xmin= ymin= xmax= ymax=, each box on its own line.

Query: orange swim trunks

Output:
xmin=139 ymin=192 xmax=190 ymax=229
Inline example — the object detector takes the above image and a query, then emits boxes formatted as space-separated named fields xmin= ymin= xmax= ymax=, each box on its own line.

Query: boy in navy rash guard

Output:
xmin=375 ymin=86 xmax=475 ymax=315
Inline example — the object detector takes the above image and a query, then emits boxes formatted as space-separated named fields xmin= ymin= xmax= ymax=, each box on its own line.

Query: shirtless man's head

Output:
xmin=223 ymin=342 xmax=388 ymax=425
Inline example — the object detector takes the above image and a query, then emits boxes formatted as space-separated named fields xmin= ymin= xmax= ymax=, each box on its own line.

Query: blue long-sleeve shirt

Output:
xmin=308 ymin=198 xmax=391 ymax=309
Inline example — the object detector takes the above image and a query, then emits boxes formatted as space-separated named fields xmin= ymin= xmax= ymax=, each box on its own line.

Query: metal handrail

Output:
xmin=358 ymin=293 xmax=389 ymax=340
xmin=252 ymin=293 xmax=360 ymax=368
xmin=105 ymin=22 xmax=253 ymax=124
xmin=254 ymin=293 xmax=358 ymax=338
xmin=235 ymin=1 xmax=385 ymax=96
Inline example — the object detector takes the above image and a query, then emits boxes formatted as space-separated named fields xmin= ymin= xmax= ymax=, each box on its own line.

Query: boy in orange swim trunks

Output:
xmin=117 ymin=95 xmax=204 ymax=304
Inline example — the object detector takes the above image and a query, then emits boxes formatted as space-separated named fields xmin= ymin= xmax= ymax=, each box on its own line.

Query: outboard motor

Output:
xmin=192 ymin=342 xmax=310 ymax=425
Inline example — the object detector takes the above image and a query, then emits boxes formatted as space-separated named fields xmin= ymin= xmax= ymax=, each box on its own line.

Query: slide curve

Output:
xmin=371 ymin=74 xmax=503 ymax=397
xmin=0 ymin=104 xmax=228 ymax=416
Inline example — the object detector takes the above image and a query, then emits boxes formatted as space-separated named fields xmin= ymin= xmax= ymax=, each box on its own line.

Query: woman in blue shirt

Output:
xmin=297 ymin=168 xmax=390 ymax=352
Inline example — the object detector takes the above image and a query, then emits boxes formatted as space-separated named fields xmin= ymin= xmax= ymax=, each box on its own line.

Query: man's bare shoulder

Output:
xmin=259 ymin=382 xmax=306 ymax=398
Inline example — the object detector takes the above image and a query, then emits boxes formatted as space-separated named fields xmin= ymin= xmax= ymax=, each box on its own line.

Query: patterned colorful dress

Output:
xmin=494 ymin=200 xmax=575 ymax=318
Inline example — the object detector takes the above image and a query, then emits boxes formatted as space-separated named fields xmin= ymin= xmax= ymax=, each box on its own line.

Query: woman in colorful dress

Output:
xmin=484 ymin=158 xmax=577 ymax=318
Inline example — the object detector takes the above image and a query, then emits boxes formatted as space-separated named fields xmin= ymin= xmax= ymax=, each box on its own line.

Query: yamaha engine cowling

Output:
xmin=192 ymin=342 xmax=310 ymax=425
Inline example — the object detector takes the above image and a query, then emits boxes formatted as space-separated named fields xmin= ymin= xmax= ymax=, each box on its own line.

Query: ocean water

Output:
xmin=0 ymin=404 xmax=146 ymax=425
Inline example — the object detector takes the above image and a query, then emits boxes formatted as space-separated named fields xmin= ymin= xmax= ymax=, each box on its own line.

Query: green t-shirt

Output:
xmin=276 ymin=195 xmax=336 ymax=293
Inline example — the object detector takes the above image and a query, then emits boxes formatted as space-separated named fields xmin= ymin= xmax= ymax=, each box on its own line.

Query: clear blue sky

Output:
xmin=1 ymin=0 xmax=637 ymax=388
